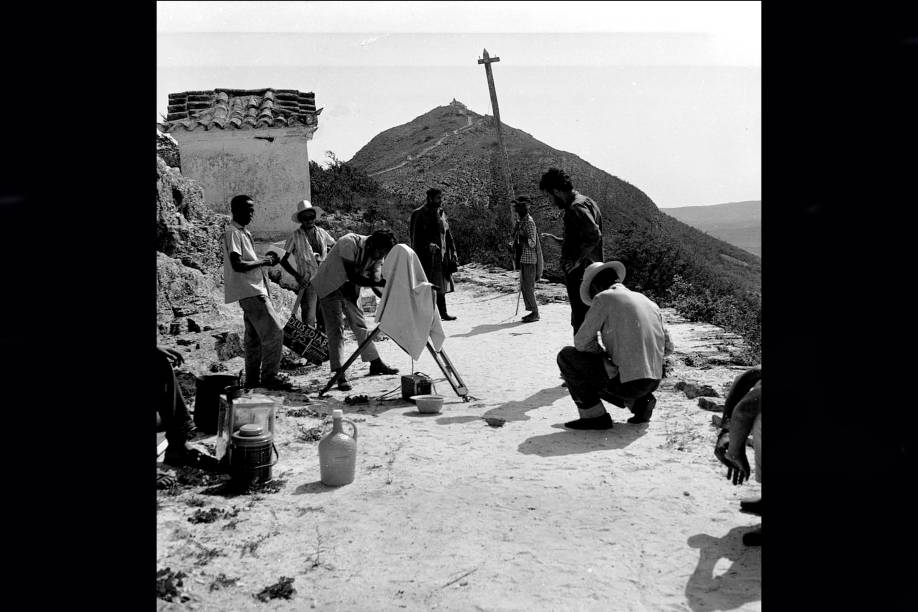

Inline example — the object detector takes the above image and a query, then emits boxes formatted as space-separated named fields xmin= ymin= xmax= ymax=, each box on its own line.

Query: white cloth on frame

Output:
xmin=374 ymin=244 xmax=445 ymax=360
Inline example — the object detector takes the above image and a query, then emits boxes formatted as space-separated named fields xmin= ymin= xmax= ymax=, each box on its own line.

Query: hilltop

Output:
xmin=663 ymin=201 xmax=761 ymax=256
xmin=346 ymin=101 xmax=760 ymax=355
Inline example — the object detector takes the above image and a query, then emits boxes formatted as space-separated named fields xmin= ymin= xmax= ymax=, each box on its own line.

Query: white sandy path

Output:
xmin=157 ymin=282 xmax=760 ymax=612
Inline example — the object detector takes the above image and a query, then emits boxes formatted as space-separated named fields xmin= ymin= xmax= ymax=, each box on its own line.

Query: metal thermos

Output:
xmin=230 ymin=424 xmax=278 ymax=488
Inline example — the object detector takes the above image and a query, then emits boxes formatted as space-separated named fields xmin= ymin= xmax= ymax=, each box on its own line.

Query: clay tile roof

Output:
xmin=161 ymin=88 xmax=321 ymax=132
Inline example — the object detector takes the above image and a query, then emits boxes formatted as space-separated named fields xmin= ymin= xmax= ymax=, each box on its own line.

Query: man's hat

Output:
xmin=291 ymin=199 xmax=324 ymax=222
xmin=579 ymin=260 xmax=626 ymax=306
xmin=513 ymin=195 xmax=532 ymax=206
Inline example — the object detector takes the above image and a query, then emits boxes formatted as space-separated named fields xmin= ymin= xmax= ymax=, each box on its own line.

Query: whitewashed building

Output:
xmin=159 ymin=88 xmax=322 ymax=240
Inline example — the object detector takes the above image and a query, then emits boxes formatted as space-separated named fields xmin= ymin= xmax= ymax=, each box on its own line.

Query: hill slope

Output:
xmin=349 ymin=101 xmax=760 ymax=296
xmin=663 ymin=201 xmax=760 ymax=256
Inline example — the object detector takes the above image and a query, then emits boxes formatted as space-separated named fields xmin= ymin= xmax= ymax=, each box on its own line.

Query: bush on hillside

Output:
xmin=310 ymin=155 xmax=761 ymax=362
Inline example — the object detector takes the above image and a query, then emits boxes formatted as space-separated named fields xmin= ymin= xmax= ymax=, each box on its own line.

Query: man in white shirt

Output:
xmin=557 ymin=261 xmax=673 ymax=430
xmin=223 ymin=195 xmax=288 ymax=390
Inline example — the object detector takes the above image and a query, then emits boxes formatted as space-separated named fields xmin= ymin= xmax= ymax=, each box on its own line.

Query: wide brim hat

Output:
xmin=291 ymin=199 xmax=324 ymax=222
xmin=580 ymin=261 xmax=626 ymax=306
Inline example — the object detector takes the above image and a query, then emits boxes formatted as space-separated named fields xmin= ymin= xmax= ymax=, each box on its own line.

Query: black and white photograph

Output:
xmin=153 ymin=2 xmax=765 ymax=609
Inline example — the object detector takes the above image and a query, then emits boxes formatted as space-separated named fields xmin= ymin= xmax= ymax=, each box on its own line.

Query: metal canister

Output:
xmin=194 ymin=373 xmax=239 ymax=434
xmin=230 ymin=424 xmax=277 ymax=488
xmin=401 ymin=372 xmax=432 ymax=401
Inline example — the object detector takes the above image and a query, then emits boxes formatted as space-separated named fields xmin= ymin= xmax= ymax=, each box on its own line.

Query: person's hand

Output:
xmin=263 ymin=252 xmax=279 ymax=266
xmin=724 ymin=448 xmax=751 ymax=485
xmin=561 ymin=258 xmax=578 ymax=275
xmin=157 ymin=345 xmax=184 ymax=367
xmin=713 ymin=431 xmax=731 ymax=467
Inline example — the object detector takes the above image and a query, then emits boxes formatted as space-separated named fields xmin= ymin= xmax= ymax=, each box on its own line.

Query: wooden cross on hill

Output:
xmin=477 ymin=48 xmax=515 ymax=217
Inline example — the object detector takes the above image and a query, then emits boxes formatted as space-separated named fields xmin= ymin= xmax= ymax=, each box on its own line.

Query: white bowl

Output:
xmin=411 ymin=394 xmax=444 ymax=414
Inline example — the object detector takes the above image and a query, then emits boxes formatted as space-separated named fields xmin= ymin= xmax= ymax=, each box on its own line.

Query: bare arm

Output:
xmin=229 ymin=251 xmax=275 ymax=273
xmin=722 ymin=367 xmax=762 ymax=421
xmin=722 ymin=385 xmax=761 ymax=485
xmin=280 ymin=252 xmax=302 ymax=281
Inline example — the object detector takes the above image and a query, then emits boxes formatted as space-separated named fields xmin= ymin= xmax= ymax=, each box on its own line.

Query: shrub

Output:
xmin=309 ymin=156 xmax=761 ymax=362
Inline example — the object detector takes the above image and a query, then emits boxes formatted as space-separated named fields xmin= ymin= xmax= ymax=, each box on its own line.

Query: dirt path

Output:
xmin=368 ymin=111 xmax=477 ymax=178
xmin=157 ymin=271 xmax=761 ymax=611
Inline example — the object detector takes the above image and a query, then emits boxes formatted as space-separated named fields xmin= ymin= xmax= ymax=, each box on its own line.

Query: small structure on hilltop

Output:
xmin=159 ymin=88 xmax=322 ymax=240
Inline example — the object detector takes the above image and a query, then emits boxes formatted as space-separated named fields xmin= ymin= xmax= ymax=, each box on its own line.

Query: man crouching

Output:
xmin=557 ymin=261 xmax=673 ymax=430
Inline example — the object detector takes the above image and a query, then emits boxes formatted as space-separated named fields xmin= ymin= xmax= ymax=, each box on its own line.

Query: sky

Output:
xmin=157 ymin=1 xmax=761 ymax=208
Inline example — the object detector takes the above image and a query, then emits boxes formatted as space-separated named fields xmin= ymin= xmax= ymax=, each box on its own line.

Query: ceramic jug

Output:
xmin=318 ymin=409 xmax=358 ymax=486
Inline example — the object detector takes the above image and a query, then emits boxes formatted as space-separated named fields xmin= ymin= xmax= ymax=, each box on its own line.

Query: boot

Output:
xmin=564 ymin=413 xmax=614 ymax=430
xmin=627 ymin=394 xmax=656 ymax=424
xmin=368 ymin=358 xmax=399 ymax=376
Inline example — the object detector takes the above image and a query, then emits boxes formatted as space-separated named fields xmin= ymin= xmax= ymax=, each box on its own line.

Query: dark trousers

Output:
xmin=565 ymin=263 xmax=590 ymax=333
xmin=557 ymin=346 xmax=660 ymax=413
xmin=520 ymin=263 xmax=539 ymax=314
xmin=157 ymin=351 xmax=195 ymax=448
xmin=436 ymin=292 xmax=449 ymax=317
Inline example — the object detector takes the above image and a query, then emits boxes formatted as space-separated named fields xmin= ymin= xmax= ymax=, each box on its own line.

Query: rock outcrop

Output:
xmin=157 ymin=130 xmax=181 ymax=169
xmin=156 ymin=156 xmax=297 ymax=333
xmin=156 ymin=157 xmax=226 ymax=275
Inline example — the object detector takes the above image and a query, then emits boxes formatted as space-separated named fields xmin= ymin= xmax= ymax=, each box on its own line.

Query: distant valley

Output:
xmin=662 ymin=201 xmax=760 ymax=256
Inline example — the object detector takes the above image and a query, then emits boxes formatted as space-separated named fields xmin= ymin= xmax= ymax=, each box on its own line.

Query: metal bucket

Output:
xmin=194 ymin=373 xmax=239 ymax=434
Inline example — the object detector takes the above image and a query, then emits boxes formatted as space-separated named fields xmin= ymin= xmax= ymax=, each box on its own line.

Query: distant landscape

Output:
xmin=662 ymin=201 xmax=760 ymax=257
xmin=313 ymin=101 xmax=761 ymax=359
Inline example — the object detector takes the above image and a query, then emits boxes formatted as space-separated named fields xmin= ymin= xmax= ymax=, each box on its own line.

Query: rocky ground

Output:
xmin=156 ymin=265 xmax=761 ymax=612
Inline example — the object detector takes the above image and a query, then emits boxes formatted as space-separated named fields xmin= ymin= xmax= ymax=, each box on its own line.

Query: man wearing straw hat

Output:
xmin=280 ymin=199 xmax=337 ymax=328
xmin=556 ymin=260 xmax=673 ymax=430
xmin=510 ymin=195 xmax=544 ymax=322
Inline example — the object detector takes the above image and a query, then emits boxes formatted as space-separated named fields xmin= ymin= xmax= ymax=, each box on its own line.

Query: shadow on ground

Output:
xmin=436 ymin=415 xmax=482 ymax=425
xmin=518 ymin=422 xmax=648 ymax=457
xmin=451 ymin=321 xmax=527 ymax=339
xmin=482 ymin=386 xmax=569 ymax=423
xmin=293 ymin=480 xmax=337 ymax=495
xmin=685 ymin=525 xmax=762 ymax=611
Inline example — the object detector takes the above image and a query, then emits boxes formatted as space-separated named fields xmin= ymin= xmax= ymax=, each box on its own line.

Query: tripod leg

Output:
xmin=318 ymin=326 xmax=382 ymax=397
xmin=426 ymin=341 xmax=468 ymax=398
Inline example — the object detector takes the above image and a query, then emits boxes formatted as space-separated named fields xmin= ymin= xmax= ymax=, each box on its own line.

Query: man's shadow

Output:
xmin=518 ymin=422 xmax=648 ymax=457
xmin=685 ymin=525 xmax=762 ymax=612
xmin=451 ymin=321 xmax=526 ymax=339
xmin=482 ymin=386 xmax=569 ymax=423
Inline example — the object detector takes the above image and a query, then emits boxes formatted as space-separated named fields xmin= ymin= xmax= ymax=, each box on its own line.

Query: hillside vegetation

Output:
xmin=322 ymin=102 xmax=760 ymax=359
